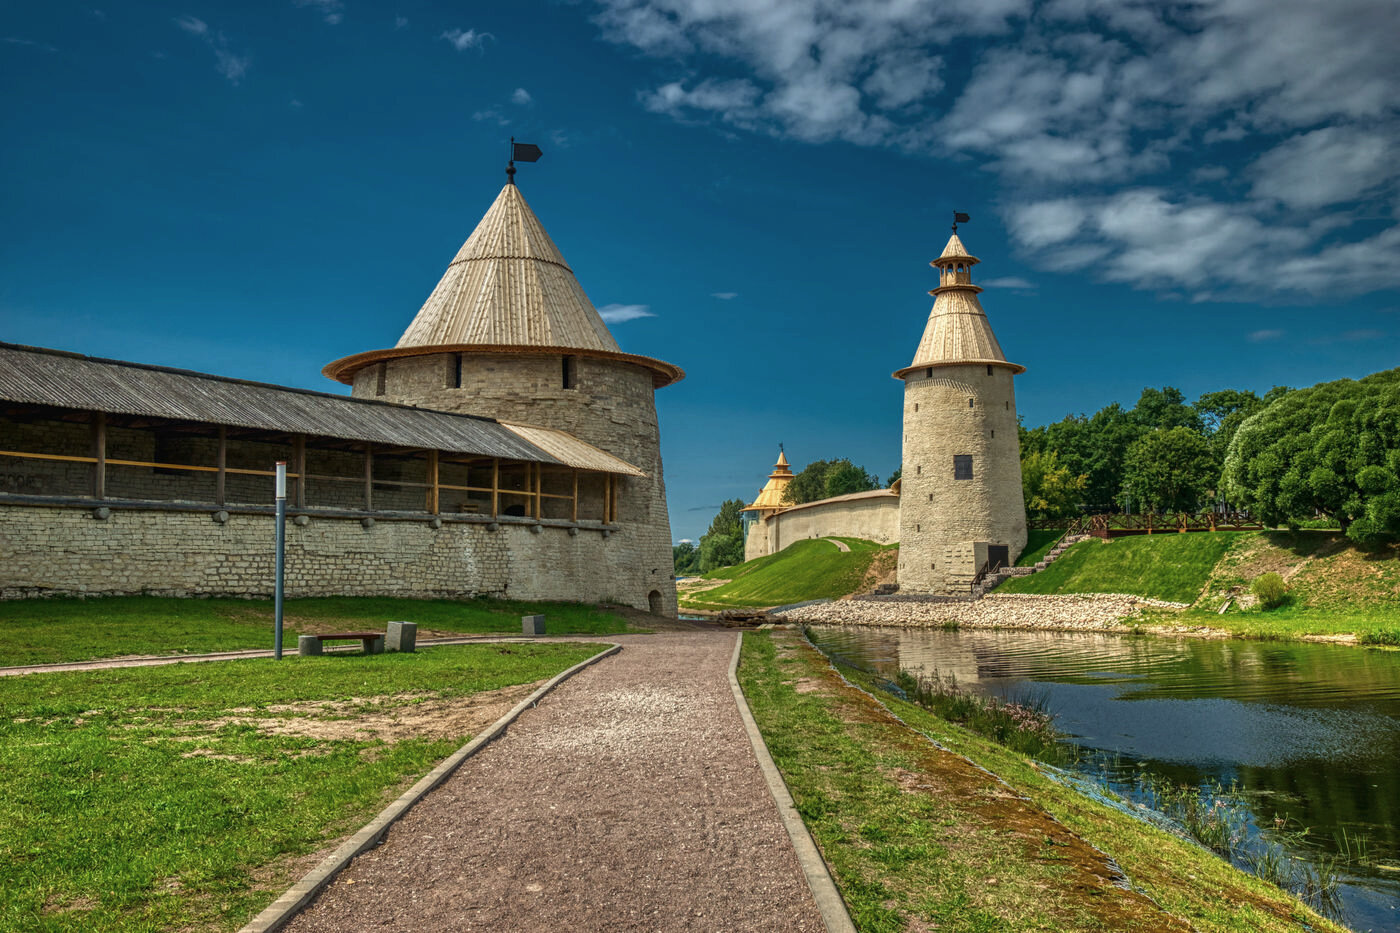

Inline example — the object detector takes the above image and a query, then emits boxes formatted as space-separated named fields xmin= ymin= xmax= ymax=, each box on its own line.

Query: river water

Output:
xmin=805 ymin=625 xmax=1400 ymax=932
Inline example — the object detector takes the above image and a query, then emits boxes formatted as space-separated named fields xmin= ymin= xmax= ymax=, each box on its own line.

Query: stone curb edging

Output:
xmin=238 ymin=641 xmax=623 ymax=933
xmin=727 ymin=633 xmax=857 ymax=933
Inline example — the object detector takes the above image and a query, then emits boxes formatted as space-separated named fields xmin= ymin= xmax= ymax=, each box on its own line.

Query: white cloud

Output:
xmin=394 ymin=16 xmax=408 ymax=29
xmin=981 ymin=277 xmax=1035 ymax=289
xmin=1248 ymin=329 xmax=1284 ymax=342
xmin=598 ymin=303 xmax=656 ymax=323
xmin=3 ymin=36 xmax=58 ymax=52
xmin=173 ymin=16 xmax=249 ymax=85
xmin=588 ymin=0 xmax=1400 ymax=299
xmin=471 ymin=108 xmax=509 ymax=126
xmin=710 ymin=291 xmax=738 ymax=300
xmin=511 ymin=87 xmax=532 ymax=106
xmin=293 ymin=0 xmax=343 ymax=25
xmin=441 ymin=27 xmax=491 ymax=52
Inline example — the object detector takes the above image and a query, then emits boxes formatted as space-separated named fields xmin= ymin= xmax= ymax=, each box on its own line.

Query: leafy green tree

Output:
xmin=1223 ymin=369 xmax=1400 ymax=544
xmin=672 ymin=541 xmax=700 ymax=577
xmin=1034 ymin=404 xmax=1144 ymax=510
xmin=1132 ymin=386 xmax=1202 ymax=432
xmin=698 ymin=499 xmax=746 ymax=572
xmin=1021 ymin=449 xmax=1088 ymax=520
xmin=1122 ymin=427 xmax=1219 ymax=512
xmin=887 ymin=466 xmax=902 ymax=485
xmin=782 ymin=458 xmax=879 ymax=505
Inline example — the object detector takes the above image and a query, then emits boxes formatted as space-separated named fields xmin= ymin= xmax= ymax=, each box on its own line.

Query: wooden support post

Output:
xmin=571 ymin=470 xmax=578 ymax=523
xmin=533 ymin=463 xmax=541 ymax=519
xmin=294 ymin=434 xmax=306 ymax=509
xmin=427 ymin=449 xmax=439 ymax=515
xmin=216 ymin=425 xmax=227 ymax=505
xmin=364 ymin=444 xmax=373 ymax=511
xmin=491 ymin=459 xmax=499 ymax=518
xmin=93 ymin=412 xmax=106 ymax=499
xmin=603 ymin=473 xmax=611 ymax=524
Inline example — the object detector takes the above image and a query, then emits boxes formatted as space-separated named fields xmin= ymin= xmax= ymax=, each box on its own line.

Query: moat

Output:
xmin=806 ymin=625 xmax=1400 ymax=932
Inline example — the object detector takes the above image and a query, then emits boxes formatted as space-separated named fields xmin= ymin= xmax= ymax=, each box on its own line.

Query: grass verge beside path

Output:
xmin=739 ymin=629 xmax=1342 ymax=933
xmin=1015 ymin=528 xmax=1064 ymax=567
xmin=681 ymin=538 xmax=894 ymax=611
xmin=0 ymin=641 xmax=601 ymax=932
xmin=0 ymin=596 xmax=631 ymax=666
xmin=997 ymin=532 xmax=1241 ymax=603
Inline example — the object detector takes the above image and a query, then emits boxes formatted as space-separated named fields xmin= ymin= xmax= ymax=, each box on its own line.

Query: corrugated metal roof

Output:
xmin=395 ymin=184 xmax=621 ymax=353
xmin=500 ymin=423 xmax=646 ymax=477
xmin=0 ymin=343 xmax=641 ymax=473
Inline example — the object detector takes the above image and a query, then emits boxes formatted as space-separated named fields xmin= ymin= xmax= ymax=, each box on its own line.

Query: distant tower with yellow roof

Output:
xmin=740 ymin=447 xmax=794 ymax=561
xmin=894 ymin=222 xmax=1027 ymax=593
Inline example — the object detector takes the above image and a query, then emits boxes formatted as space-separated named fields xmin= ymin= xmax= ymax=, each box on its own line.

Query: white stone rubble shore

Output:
xmin=772 ymin=593 xmax=1189 ymax=631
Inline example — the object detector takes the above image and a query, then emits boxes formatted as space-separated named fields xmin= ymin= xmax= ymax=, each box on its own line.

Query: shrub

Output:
xmin=1252 ymin=572 xmax=1288 ymax=610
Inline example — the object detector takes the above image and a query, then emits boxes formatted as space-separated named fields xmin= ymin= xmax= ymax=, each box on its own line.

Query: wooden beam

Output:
xmin=604 ymin=473 xmax=611 ymax=524
xmin=294 ymin=435 xmax=306 ymax=508
xmin=364 ymin=444 xmax=373 ymax=511
xmin=533 ymin=462 xmax=541 ymax=519
xmin=427 ymin=449 xmax=439 ymax=515
xmin=491 ymin=459 xmax=499 ymax=518
xmin=93 ymin=412 xmax=106 ymax=499
xmin=216 ymin=425 xmax=226 ymax=505
xmin=571 ymin=470 xmax=578 ymax=523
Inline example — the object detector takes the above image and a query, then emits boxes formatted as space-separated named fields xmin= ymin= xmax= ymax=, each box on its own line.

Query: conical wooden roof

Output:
xmin=395 ymin=184 xmax=620 ymax=352
xmin=741 ymin=448 xmax=795 ymax=512
xmin=895 ymin=233 xmax=1024 ymax=378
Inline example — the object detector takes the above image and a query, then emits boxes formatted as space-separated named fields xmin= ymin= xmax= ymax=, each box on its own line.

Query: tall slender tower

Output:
xmin=895 ymin=231 xmax=1026 ymax=594
xmin=324 ymin=179 xmax=683 ymax=615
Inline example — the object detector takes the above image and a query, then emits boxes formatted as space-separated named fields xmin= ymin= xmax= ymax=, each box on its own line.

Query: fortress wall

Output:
xmin=0 ymin=505 xmax=648 ymax=605
xmin=758 ymin=494 xmax=900 ymax=557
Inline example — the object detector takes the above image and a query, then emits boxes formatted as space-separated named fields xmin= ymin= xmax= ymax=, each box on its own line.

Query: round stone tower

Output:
xmin=323 ymin=178 xmax=683 ymax=615
xmin=895 ymin=231 xmax=1026 ymax=594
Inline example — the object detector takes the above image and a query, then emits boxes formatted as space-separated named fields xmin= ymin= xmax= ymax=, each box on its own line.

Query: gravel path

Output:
xmin=282 ymin=631 xmax=826 ymax=932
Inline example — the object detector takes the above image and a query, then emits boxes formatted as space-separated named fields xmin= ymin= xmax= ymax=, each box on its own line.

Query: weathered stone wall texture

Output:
xmin=749 ymin=494 xmax=900 ymax=559
xmin=898 ymin=364 xmax=1027 ymax=593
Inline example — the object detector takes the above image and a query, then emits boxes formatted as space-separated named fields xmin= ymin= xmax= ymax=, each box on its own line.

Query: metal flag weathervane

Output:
xmin=952 ymin=210 xmax=971 ymax=233
xmin=506 ymin=136 xmax=543 ymax=184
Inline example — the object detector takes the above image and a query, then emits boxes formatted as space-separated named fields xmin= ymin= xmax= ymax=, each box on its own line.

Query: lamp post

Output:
xmin=274 ymin=461 xmax=286 ymax=660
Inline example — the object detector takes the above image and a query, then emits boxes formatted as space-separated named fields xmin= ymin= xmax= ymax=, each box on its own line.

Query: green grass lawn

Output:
xmin=1015 ymin=527 xmax=1064 ymax=567
xmin=0 ymin=596 xmax=632 ymax=667
xmin=0 ymin=642 xmax=601 ymax=932
xmin=681 ymin=537 xmax=893 ymax=610
xmin=740 ymin=630 xmax=1343 ymax=933
xmin=997 ymin=532 xmax=1242 ymax=604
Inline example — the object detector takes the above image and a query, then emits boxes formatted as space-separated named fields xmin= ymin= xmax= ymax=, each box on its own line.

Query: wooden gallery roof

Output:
xmin=0 ymin=342 xmax=645 ymax=476
xmin=324 ymin=183 xmax=683 ymax=389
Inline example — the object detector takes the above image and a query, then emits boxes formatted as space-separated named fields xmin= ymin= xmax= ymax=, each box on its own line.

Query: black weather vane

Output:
xmin=506 ymin=137 xmax=543 ymax=184
xmin=952 ymin=210 xmax=971 ymax=233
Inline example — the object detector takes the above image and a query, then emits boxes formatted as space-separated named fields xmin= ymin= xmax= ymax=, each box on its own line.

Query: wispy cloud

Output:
xmin=293 ymin=0 xmax=343 ymax=25
xmin=395 ymin=16 xmax=408 ymax=29
xmin=511 ymin=87 xmax=532 ymax=106
xmin=589 ymin=0 xmax=1400 ymax=299
xmin=1248 ymin=329 xmax=1284 ymax=342
xmin=981 ymin=277 xmax=1035 ymax=289
xmin=472 ymin=108 xmax=509 ymax=126
xmin=173 ymin=16 xmax=250 ymax=85
xmin=710 ymin=291 xmax=738 ymax=300
xmin=441 ymin=27 xmax=491 ymax=52
xmin=598 ymin=303 xmax=655 ymax=323
xmin=3 ymin=36 xmax=59 ymax=52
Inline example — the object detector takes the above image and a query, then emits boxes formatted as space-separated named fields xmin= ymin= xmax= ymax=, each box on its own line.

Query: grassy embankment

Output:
xmin=998 ymin=530 xmax=1400 ymax=643
xmin=1015 ymin=527 xmax=1064 ymax=567
xmin=0 ymin=596 xmax=632 ymax=667
xmin=0 ymin=641 xmax=602 ymax=932
xmin=679 ymin=537 xmax=895 ymax=611
xmin=740 ymin=629 xmax=1344 ymax=933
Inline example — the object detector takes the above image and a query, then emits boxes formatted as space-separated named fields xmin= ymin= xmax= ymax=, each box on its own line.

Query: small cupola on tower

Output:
xmin=738 ymin=446 xmax=796 ymax=562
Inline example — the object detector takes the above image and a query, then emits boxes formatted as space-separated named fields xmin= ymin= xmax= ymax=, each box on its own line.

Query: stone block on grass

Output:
xmin=386 ymin=621 xmax=417 ymax=653
xmin=522 ymin=614 xmax=546 ymax=635
xmin=297 ymin=635 xmax=322 ymax=657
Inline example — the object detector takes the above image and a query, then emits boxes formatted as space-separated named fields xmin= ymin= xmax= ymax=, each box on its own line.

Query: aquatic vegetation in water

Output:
xmin=892 ymin=669 xmax=1069 ymax=764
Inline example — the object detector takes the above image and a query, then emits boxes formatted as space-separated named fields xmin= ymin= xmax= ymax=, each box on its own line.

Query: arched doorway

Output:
xmin=647 ymin=590 xmax=663 ymax=614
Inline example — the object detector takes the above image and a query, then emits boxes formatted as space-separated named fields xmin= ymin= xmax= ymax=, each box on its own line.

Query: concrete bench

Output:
xmin=297 ymin=631 xmax=384 ymax=656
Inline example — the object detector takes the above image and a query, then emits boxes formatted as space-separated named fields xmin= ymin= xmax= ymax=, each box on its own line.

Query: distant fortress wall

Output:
xmin=751 ymin=490 xmax=900 ymax=557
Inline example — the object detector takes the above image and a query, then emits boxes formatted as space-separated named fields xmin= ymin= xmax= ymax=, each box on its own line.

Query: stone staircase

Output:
xmin=970 ymin=534 xmax=1092 ymax=598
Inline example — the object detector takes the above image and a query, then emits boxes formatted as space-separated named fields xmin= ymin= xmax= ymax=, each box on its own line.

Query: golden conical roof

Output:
xmin=396 ymin=183 xmax=620 ymax=352
xmin=741 ymin=448 xmax=794 ymax=512
xmin=894 ymin=233 xmax=1024 ymax=378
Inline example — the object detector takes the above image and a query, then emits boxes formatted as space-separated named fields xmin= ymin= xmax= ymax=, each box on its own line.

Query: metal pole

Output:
xmin=275 ymin=461 xmax=287 ymax=660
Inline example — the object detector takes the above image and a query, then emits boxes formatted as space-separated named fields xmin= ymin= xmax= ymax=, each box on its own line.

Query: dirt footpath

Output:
xmin=282 ymin=631 xmax=825 ymax=932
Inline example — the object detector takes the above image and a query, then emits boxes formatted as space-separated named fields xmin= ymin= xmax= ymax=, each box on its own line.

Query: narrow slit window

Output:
xmin=562 ymin=355 xmax=577 ymax=390
xmin=968 ymin=397 xmax=974 ymax=408
xmin=375 ymin=363 xmax=387 ymax=397
xmin=953 ymin=454 xmax=973 ymax=481
xmin=987 ymin=364 xmax=993 ymax=376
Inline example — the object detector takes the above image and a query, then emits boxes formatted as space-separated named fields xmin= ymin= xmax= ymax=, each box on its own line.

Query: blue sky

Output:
xmin=3 ymin=1 xmax=1398 ymax=544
